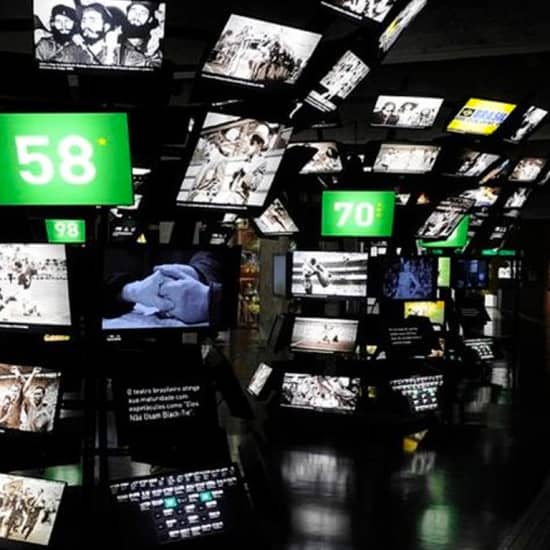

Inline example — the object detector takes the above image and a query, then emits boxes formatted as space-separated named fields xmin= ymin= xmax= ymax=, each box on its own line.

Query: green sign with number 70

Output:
xmin=321 ymin=191 xmax=395 ymax=237
xmin=0 ymin=113 xmax=133 ymax=206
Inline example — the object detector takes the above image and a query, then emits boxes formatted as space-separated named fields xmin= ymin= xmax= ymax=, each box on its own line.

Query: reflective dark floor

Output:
xmin=223 ymin=304 xmax=550 ymax=550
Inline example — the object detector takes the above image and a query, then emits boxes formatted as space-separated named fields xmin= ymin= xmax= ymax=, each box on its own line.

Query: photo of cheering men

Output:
xmin=202 ymin=14 xmax=321 ymax=87
xmin=34 ymin=0 xmax=166 ymax=70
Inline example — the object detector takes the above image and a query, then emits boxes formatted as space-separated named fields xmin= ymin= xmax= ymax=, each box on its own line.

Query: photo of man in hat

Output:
xmin=35 ymin=4 xmax=79 ymax=62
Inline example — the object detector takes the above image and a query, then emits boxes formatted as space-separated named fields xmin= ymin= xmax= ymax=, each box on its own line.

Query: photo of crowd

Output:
xmin=0 ymin=364 xmax=61 ymax=434
xmin=281 ymin=373 xmax=360 ymax=413
xmin=379 ymin=0 xmax=427 ymax=53
xmin=452 ymin=151 xmax=501 ymax=178
xmin=34 ymin=0 xmax=166 ymax=71
xmin=322 ymin=0 xmax=397 ymax=23
xmin=0 ymin=474 xmax=65 ymax=546
xmin=370 ymin=95 xmax=443 ymax=128
xmin=417 ymin=197 xmax=475 ymax=240
xmin=254 ymin=199 xmax=299 ymax=236
xmin=0 ymin=244 xmax=72 ymax=328
xmin=290 ymin=317 xmax=359 ymax=354
xmin=374 ymin=144 xmax=440 ymax=174
xmin=382 ymin=258 xmax=436 ymax=300
xmin=289 ymin=142 xmax=344 ymax=174
xmin=202 ymin=14 xmax=321 ymax=87
xmin=505 ymin=105 xmax=548 ymax=143
xmin=508 ymin=157 xmax=547 ymax=182
xmin=305 ymin=50 xmax=370 ymax=113
xmin=178 ymin=113 xmax=293 ymax=211
xmin=291 ymin=252 xmax=368 ymax=298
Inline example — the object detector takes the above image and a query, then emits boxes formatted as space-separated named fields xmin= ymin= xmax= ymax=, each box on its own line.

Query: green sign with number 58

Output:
xmin=322 ymin=190 xmax=395 ymax=237
xmin=0 ymin=113 xmax=133 ymax=206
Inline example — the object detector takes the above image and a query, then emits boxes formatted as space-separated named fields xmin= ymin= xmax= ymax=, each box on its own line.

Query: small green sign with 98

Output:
xmin=321 ymin=191 xmax=395 ymax=237
xmin=0 ymin=113 xmax=133 ymax=206
xmin=45 ymin=219 xmax=86 ymax=244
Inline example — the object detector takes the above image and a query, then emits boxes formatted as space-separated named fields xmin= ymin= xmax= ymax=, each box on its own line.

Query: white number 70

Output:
xmin=334 ymin=201 xmax=374 ymax=228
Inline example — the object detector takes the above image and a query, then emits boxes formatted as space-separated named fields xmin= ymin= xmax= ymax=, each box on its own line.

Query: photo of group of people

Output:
xmin=254 ymin=199 xmax=299 ymax=236
xmin=505 ymin=105 xmax=548 ymax=144
xmin=379 ymin=0 xmax=427 ymax=53
xmin=382 ymin=258 xmax=436 ymax=300
xmin=281 ymin=373 xmax=360 ymax=413
xmin=290 ymin=317 xmax=359 ymax=354
xmin=508 ymin=157 xmax=547 ymax=182
xmin=0 ymin=244 xmax=72 ymax=329
xmin=291 ymin=252 xmax=368 ymax=298
xmin=0 ymin=474 xmax=65 ymax=546
xmin=34 ymin=0 xmax=166 ymax=71
xmin=0 ymin=364 xmax=60 ymax=434
xmin=289 ymin=142 xmax=344 ymax=174
xmin=374 ymin=144 xmax=440 ymax=174
xmin=202 ymin=14 xmax=321 ymax=87
xmin=305 ymin=50 xmax=370 ymax=113
xmin=417 ymin=197 xmax=475 ymax=240
xmin=370 ymin=95 xmax=443 ymax=129
xmin=177 ymin=113 xmax=293 ymax=210
xmin=451 ymin=151 xmax=502 ymax=178
xmin=322 ymin=0 xmax=396 ymax=23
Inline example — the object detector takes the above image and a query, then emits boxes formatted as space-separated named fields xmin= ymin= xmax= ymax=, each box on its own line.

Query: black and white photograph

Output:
xmin=291 ymin=251 xmax=368 ymax=298
xmin=382 ymin=258 xmax=437 ymax=300
xmin=177 ymin=113 xmax=293 ymax=211
xmin=0 ymin=364 xmax=61 ymax=433
xmin=102 ymin=246 xmax=240 ymax=331
xmin=254 ymin=199 xmax=299 ymax=236
xmin=373 ymin=144 xmax=441 ymax=174
xmin=508 ymin=157 xmax=547 ymax=182
xmin=450 ymin=150 xmax=501 ymax=178
xmin=288 ymin=142 xmax=344 ymax=174
xmin=370 ymin=95 xmax=443 ymax=128
xmin=305 ymin=50 xmax=370 ymax=113
xmin=201 ymin=14 xmax=321 ymax=87
xmin=247 ymin=362 xmax=273 ymax=396
xmin=416 ymin=197 xmax=475 ymax=240
xmin=0 ymin=244 xmax=72 ymax=328
xmin=34 ymin=0 xmax=166 ymax=71
xmin=504 ymin=187 xmax=531 ymax=209
xmin=463 ymin=338 xmax=495 ymax=361
xmin=460 ymin=186 xmax=501 ymax=208
xmin=281 ymin=373 xmax=360 ymax=413
xmin=479 ymin=158 xmax=512 ymax=184
xmin=0 ymin=473 xmax=65 ymax=546
xmin=290 ymin=317 xmax=359 ymax=354
xmin=322 ymin=0 xmax=397 ymax=23
xmin=379 ymin=0 xmax=427 ymax=53
xmin=505 ymin=105 xmax=548 ymax=143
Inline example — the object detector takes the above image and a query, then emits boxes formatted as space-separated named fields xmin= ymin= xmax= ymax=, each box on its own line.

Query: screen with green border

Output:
xmin=418 ymin=216 xmax=470 ymax=249
xmin=45 ymin=219 xmax=86 ymax=244
xmin=437 ymin=257 xmax=451 ymax=287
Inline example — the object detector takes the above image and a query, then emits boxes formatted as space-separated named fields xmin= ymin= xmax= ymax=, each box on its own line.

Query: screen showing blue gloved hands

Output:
xmin=121 ymin=271 xmax=172 ymax=311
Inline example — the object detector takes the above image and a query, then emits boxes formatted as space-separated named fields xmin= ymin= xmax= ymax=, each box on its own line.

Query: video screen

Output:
xmin=281 ymin=373 xmax=360 ymax=413
xmin=290 ymin=317 xmax=358 ymax=354
xmin=201 ymin=14 xmax=321 ymax=87
xmin=390 ymin=374 xmax=443 ymax=412
xmin=438 ymin=257 xmax=451 ymax=287
xmin=460 ymin=187 xmax=501 ymax=208
xmin=254 ymin=199 xmax=299 ymax=236
xmin=504 ymin=187 xmax=531 ymax=209
xmin=447 ymin=98 xmax=517 ymax=136
xmin=453 ymin=259 xmax=489 ymax=289
xmin=382 ymin=257 xmax=437 ymax=300
xmin=379 ymin=0 xmax=427 ymax=53
xmin=449 ymin=151 xmax=502 ymax=178
xmin=0 ymin=244 xmax=72 ymax=331
xmin=417 ymin=197 xmax=474 ymax=240
xmin=463 ymin=338 xmax=495 ymax=361
xmin=102 ymin=246 xmax=240 ymax=332
xmin=272 ymin=254 xmax=288 ymax=297
xmin=247 ymin=363 xmax=273 ymax=396
xmin=508 ymin=157 xmax=546 ymax=182
xmin=505 ymin=105 xmax=548 ymax=143
xmin=289 ymin=142 xmax=344 ymax=174
xmin=177 ymin=113 xmax=293 ymax=211
xmin=34 ymin=0 xmax=166 ymax=71
xmin=373 ymin=144 xmax=441 ymax=174
xmin=0 ymin=473 xmax=65 ymax=546
xmin=322 ymin=0 xmax=397 ymax=23
xmin=304 ymin=50 xmax=370 ymax=113
xmin=291 ymin=251 xmax=368 ymax=299
xmin=396 ymin=192 xmax=411 ymax=206
xmin=0 ymin=364 xmax=61 ymax=434
xmin=404 ymin=300 xmax=445 ymax=326
xmin=418 ymin=215 xmax=469 ymax=250
xmin=370 ymin=95 xmax=443 ymax=129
